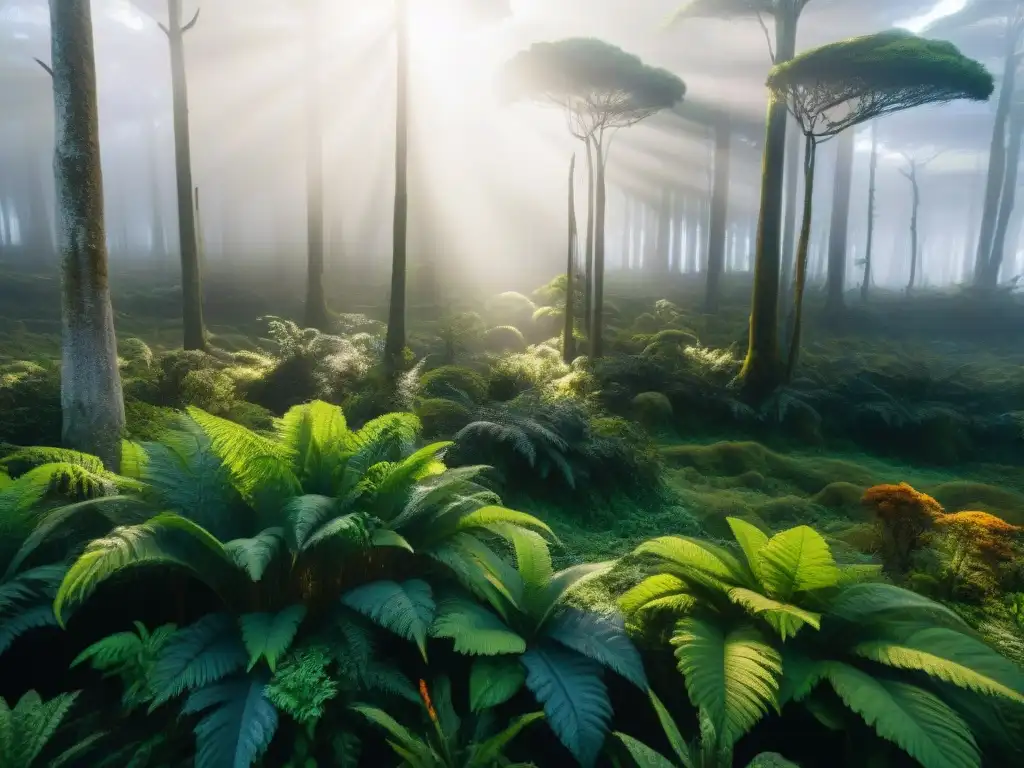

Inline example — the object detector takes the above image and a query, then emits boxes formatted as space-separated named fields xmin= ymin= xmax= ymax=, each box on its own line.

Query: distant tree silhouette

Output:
xmin=501 ymin=38 xmax=685 ymax=357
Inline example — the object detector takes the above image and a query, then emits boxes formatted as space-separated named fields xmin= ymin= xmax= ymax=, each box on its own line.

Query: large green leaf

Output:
xmin=276 ymin=401 xmax=350 ymax=494
xmin=852 ymin=627 xmax=1024 ymax=703
xmin=285 ymin=495 xmax=338 ymax=550
xmin=53 ymin=513 xmax=237 ymax=626
xmin=671 ymin=618 xmax=781 ymax=749
xmin=827 ymin=583 xmax=968 ymax=629
xmin=238 ymin=606 xmax=306 ymax=672
xmin=181 ymin=672 xmax=279 ymax=768
xmin=455 ymin=505 xmax=555 ymax=539
xmin=522 ymin=643 xmax=611 ymax=768
xmin=822 ymin=662 xmax=980 ymax=768
xmin=341 ymin=580 xmax=436 ymax=660
xmin=726 ymin=517 xmax=769 ymax=580
xmin=431 ymin=596 xmax=526 ymax=655
xmin=470 ymin=655 xmax=527 ymax=712
xmin=758 ymin=526 xmax=839 ymax=601
xmin=511 ymin=529 xmax=554 ymax=605
xmin=727 ymin=587 xmax=820 ymax=640
xmin=545 ymin=607 xmax=647 ymax=688
xmin=150 ymin=613 xmax=247 ymax=707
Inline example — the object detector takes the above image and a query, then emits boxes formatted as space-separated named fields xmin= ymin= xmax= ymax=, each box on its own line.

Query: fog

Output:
xmin=0 ymin=0 xmax=1015 ymax=299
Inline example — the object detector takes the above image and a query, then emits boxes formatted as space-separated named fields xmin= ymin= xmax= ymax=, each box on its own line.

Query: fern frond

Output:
xmin=150 ymin=613 xmax=247 ymax=707
xmin=671 ymin=618 xmax=781 ymax=749
xmin=341 ymin=580 xmax=436 ymax=660
xmin=822 ymin=662 xmax=979 ymax=768
xmin=727 ymin=587 xmax=821 ymax=640
xmin=758 ymin=526 xmax=840 ymax=601
xmin=633 ymin=537 xmax=748 ymax=590
xmin=852 ymin=627 xmax=1024 ymax=703
xmin=522 ymin=643 xmax=611 ymax=768
xmin=287 ymin=495 xmax=339 ymax=550
xmin=265 ymin=646 xmax=338 ymax=726
xmin=224 ymin=528 xmax=284 ymax=582
xmin=54 ymin=513 xmax=238 ymax=626
xmin=180 ymin=672 xmax=278 ymax=768
xmin=619 ymin=574 xmax=694 ymax=619
xmin=470 ymin=655 xmax=526 ymax=712
xmin=239 ymin=605 xmax=306 ymax=672
xmin=545 ymin=607 xmax=647 ymax=688
xmin=276 ymin=401 xmax=350 ymax=494
xmin=431 ymin=596 xmax=526 ymax=656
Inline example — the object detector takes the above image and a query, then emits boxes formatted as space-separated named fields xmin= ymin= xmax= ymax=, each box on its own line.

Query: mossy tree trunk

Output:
xmin=825 ymin=127 xmax=855 ymax=315
xmin=385 ymin=0 xmax=409 ymax=367
xmin=704 ymin=116 xmax=731 ymax=313
xmin=739 ymin=13 xmax=798 ymax=398
xmin=167 ymin=0 xmax=206 ymax=351
xmin=784 ymin=132 xmax=817 ymax=383
xmin=564 ymin=153 xmax=577 ymax=363
xmin=862 ymin=120 xmax=878 ymax=302
xmin=49 ymin=0 xmax=126 ymax=471
xmin=304 ymin=0 xmax=330 ymax=331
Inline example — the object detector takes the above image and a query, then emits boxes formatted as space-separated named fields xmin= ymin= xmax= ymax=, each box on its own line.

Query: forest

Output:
xmin=2 ymin=0 xmax=1024 ymax=766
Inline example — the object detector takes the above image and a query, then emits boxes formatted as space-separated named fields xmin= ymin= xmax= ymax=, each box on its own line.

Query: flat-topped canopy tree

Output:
xmin=501 ymin=38 xmax=685 ymax=358
xmin=767 ymin=29 xmax=993 ymax=381
xmin=673 ymin=0 xmax=814 ymax=397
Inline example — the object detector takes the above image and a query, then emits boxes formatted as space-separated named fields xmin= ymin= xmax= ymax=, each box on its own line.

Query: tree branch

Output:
xmin=182 ymin=8 xmax=201 ymax=33
xmin=756 ymin=11 xmax=776 ymax=63
xmin=33 ymin=57 xmax=53 ymax=77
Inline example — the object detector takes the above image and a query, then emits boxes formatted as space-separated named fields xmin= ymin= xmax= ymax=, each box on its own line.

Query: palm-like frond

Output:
xmin=276 ymin=401 xmax=351 ymax=494
xmin=544 ymin=607 xmax=647 ymax=689
xmin=822 ymin=662 xmax=979 ymax=768
xmin=72 ymin=621 xmax=177 ymax=709
xmin=757 ymin=526 xmax=840 ymax=601
xmin=0 ymin=563 xmax=65 ymax=655
xmin=224 ymin=528 xmax=284 ymax=582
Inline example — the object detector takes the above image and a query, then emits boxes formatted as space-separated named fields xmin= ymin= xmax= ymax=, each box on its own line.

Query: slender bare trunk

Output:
xmin=303 ymin=0 xmax=330 ymax=330
xmin=583 ymin=136 xmax=595 ymax=335
xmin=784 ymin=133 xmax=817 ymax=383
xmin=385 ymin=0 xmax=409 ymax=365
xmin=987 ymin=102 xmax=1024 ymax=286
xmin=907 ymin=165 xmax=920 ymax=294
xmin=862 ymin=121 xmax=878 ymax=302
xmin=590 ymin=136 xmax=608 ymax=358
xmin=826 ymin=128 xmax=855 ymax=314
xmin=705 ymin=117 xmax=731 ymax=313
xmin=564 ymin=154 xmax=577 ymax=363
xmin=49 ymin=0 xmax=126 ymax=470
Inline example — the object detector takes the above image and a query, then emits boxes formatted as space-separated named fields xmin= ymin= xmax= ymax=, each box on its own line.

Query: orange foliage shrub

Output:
xmin=861 ymin=482 xmax=945 ymax=574
xmin=933 ymin=510 xmax=1022 ymax=566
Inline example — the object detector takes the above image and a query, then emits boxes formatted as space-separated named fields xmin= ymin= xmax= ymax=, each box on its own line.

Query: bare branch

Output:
xmin=33 ymin=57 xmax=53 ymax=77
xmin=756 ymin=12 xmax=776 ymax=63
xmin=158 ymin=21 xmax=170 ymax=37
xmin=182 ymin=7 xmax=201 ymax=33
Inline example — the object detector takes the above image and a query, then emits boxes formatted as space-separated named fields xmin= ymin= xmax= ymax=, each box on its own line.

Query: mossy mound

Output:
xmin=419 ymin=365 xmax=488 ymax=403
xmin=660 ymin=441 xmax=877 ymax=494
xmin=925 ymin=481 xmax=1024 ymax=525
xmin=415 ymin=398 xmax=472 ymax=438
xmin=812 ymin=481 xmax=870 ymax=519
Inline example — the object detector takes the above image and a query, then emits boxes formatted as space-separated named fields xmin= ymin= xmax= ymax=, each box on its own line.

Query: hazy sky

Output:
xmin=0 ymin=0 xmax=1010 ymax=291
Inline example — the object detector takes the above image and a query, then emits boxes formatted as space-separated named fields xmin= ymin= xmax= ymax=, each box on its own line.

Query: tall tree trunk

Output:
xmin=167 ymin=0 xmax=206 ymax=350
xmin=986 ymin=101 xmax=1024 ymax=287
xmin=564 ymin=154 xmax=577 ymax=363
xmin=630 ymin=196 xmax=642 ymax=270
xmin=785 ymin=133 xmax=818 ymax=383
xmin=907 ymin=165 xmax=920 ymax=295
xmin=304 ymin=0 xmax=330 ymax=330
xmin=583 ymin=137 xmax=596 ymax=335
xmin=49 ymin=0 xmax=125 ymax=470
xmin=590 ymin=138 xmax=608 ymax=358
xmin=686 ymin=198 xmax=699 ymax=273
xmin=670 ymin=194 xmax=684 ymax=273
xmin=705 ymin=117 xmax=731 ymax=313
xmin=862 ymin=120 xmax=878 ymax=302
xmin=826 ymin=127 xmax=855 ymax=314
xmin=385 ymin=0 xmax=409 ymax=365
xmin=147 ymin=120 xmax=168 ymax=268
xmin=740 ymin=13 xmax=798 ymax=397
xmin=780 ymin=110 xmax=800 ymax=302
xmin=974 ymin=28 xmax=1019 ymax=287
xmin=619 ymin=191 xmax=630 ymax=270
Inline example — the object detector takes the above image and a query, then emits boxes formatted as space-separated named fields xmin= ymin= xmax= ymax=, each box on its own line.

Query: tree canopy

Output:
xmin=500 ymin=38 xmax=686 ymax=139
xmin=671 ymin=0 xmax=809 ymax=21
xmin=767 ymin=29 xmax=994 ymax=137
